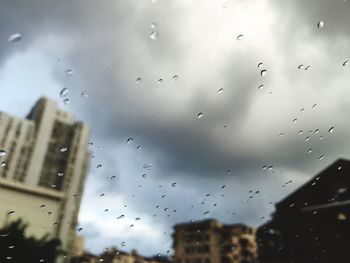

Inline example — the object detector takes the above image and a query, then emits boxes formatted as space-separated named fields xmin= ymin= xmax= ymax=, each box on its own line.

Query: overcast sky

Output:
xmin=1 ymin=0 xmax=350 ymax=257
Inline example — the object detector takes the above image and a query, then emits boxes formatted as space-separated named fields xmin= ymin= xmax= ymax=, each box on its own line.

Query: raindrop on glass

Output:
xmin=317 ymin=21 xmax=324 ymax=28
xmin=298 ymin=64 xmax=304 ymax=70
xmin=127 ymin=138 xmax=133 ymax=143
xmin=8 ymin=33 xmax=22 ymax=43
xmin=218 ymin=88 xmax=224 ymax=93
xmin=150 ymin=30 xmax=159 ymax=40
xmin=60 ymin=87 xmax=69 ymax=98
xmin=236 ymin=34 xmax=244 ymax=40
xmin=328 ymin=127 xmax=334 ymax=133
xmin=81 ymin=90 xmax=89 ymax=98
xmin=136 ymin=77 xmax=142 ymax=84
xmin=97 ymin=164 xmax=102 ymax=168
xmin=76 ymin=227 xmax=83 ymax=232
xmin=63 ymin=98 xmax=70 ymax=105
xmin=197 ymin=112 xmax=204 ymax=119
xmin=258 ymin=62 xmax=263 ymax=68
xmin=7 ymin=211 xmax=15 ymax=215
xmin=172 ymin=75 xmax=179 ymax=81
xmin=0 ymin=150 xmax=7 ymax=157
xmin=1 ymin=161 xmax=6 ymax=167
xmin=117 ymin=215 xmax=125 ymax=219
xmin=343 ymin=61 xmax=348 ymax=67
xmin=58 ymin=172 xmax=64 ymax=177
xmin=136 ymin=145 xmax=142 ymax=150
xmin=260 ymin=70 xmax=267 ymax=77
xmin=305 ymin=65 xmax=311 ymax=70
xmin=150 ymin=23 xmax=157 ymax=29
xmin=143 ymin=163 xmax=152 ymax=169
xmin=318 ymin=155 xmax=325 ymax=160
xmin=258 ymin=85 xmax=264 ymax=90
xmin=60 ymin=147 xmax=68 ymax=152
xmin=65 ymin=69 xmax=74 ymax=76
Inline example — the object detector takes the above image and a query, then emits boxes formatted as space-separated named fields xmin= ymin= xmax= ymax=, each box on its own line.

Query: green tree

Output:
xmin=0 ymin=219 xmax=62 ymax=262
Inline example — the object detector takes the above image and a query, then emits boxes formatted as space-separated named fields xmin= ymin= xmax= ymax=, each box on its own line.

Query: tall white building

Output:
xmin=0 ymin=97 xmax=90 ymax=261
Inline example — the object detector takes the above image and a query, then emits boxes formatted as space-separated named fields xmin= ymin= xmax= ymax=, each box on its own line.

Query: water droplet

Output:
xmin=100 ymin=193 xmax=105 ymax=197
xmin=279 ymin=133 xmax=284 ymax=137
xmin=117 ymin=214 xmax=125 ymax=219
xmin=172 ymin=75 xmax=179 ymax=81
xmin=318 ymin=155 xmax=325 ymax=160
xmin=8 ymin=33 xmax=22 ymax=43
xmin=121 ymin=241 xmax=126 ymax=247
xmin=65 ymin=69 xmax=74 ymax=76
xmin=262 ymin=165 xmax=267 ymax=170
xmin=328 ymin=127 xmax=334 ymax=133
xmin=0 ymin=150 xmax=7 ymax=157
xmin=72 ymin=194 xmax=78 ymax=198
xmin=60 ymin=87 xmax=69 ymax=98
xmin=298 ymin=64 xmax=304 ymax=70
xmin=268 ymin=166 xmax=273 ymax=170
xmin=298 ymin=130 xmax=303 ymax=135
xmin=1 ymin=161 xmax=6 ymax=167
xmin=127 ymin=138 xmax=133 ymax=143
xmin=317 ymin=21 xmax=324 ymax=28
xmin=343 ymin=60 xmax=348 ymax=67
xmin=315 ymin=129 xmax=319 ymax=134
xmin=260 ymin=69 xmax=267 ymax=77
xmin=218 ymin=88 xmax=224 ymax=93
xmin=320 ymin=136 xmax=324 ymax=140
xmin=236 ymin=34 xmax=244 ymax=40
xmin=76 ymin=227 xmax=83 ymax=232
xmin=150 ymin=30 xmax=159 ymax=40
xmin=136 ymin=145 xmax=142 ymax=150
xmin=104 ymin=209 xmax=108 ymax=212
xmin=58 ymin=172 xmax=64 ymax=177
xmin=258 ymin=62 xmax=263 ymax=68
xmin=8 ymin=245 xmax=15 ymax=249
xmin=135 ymin=217 xmax=141 ymax=221
xmin=60 ymin=147 xmax=68 ymax=152
xmin=150 ymin=23 xmax=157 ymax=29
xmin=305 ymin=65 xmax=311 ymax=70
xmin=197 ymin=112 xmax=204 ymax=119
xmin=305 ymin=137 xmax=310 ymax=141
xmin=97 ymin=164 xmax=102 ymax=168
xmin=226 ymin=170 xmax=231 ymax=175
xmin=81 ymin=90 xmax=89 ymax=98
xmin=7 ymin=211 xmax=15 ymax=215
xmin=312 ymin=104 xmax=317 ymax=108
xmin=136 ymin=77 xmax=142 ymax=84
xmin=143 ymin=163 xmax=152 ymax=169
xmin=171 ymin=182 xmax=177 ymax=187
xmin=258 ymin=85 xmax=264 ymax=90
xmin=40 ymin=204 xmax=46 ymax=208
xmin=63 ymin=98 xmax=70 ymax=105
xmin=157 ymin=78 xmax=163 ymax=84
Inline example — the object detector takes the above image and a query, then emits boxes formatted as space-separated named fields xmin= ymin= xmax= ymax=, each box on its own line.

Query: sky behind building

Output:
xmin=1 ymin=0 xmax=350 ymax=257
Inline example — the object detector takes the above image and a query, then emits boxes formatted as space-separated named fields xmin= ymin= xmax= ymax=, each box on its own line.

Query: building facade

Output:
xmin=0 ymin=97 xmax=90 ymax=261
xmin=257 ymin=159 xmax=350 ymax=263
xmin=173 ymin=219 xmax=257 ymax=263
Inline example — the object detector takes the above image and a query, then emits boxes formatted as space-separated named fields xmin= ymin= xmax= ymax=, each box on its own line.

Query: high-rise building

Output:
xmin=173 ymin=219 xmax=257 ymax=263
xmin=257 ymin=159 xmax=350 ymax=263
xmin=0 ymin=97 xmax=90 ymax=261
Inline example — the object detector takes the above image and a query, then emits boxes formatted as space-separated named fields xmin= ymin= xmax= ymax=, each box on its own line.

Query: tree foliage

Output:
xmin=0 ymin=219 xmax=61 ymax=262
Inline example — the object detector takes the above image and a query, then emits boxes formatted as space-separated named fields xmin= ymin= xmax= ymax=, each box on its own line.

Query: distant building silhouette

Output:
xmin=257 ymin=159 xmax=350 ymax=263
xmin=71 ymin=247 xmax=171 ymax=263
xmin=173 ymin=219 xmax=257 ymax=263
xmin=0 ymin=97 xmax=91 ymax=261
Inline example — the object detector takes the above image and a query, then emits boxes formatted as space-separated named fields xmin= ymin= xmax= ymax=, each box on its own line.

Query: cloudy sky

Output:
xmin=1 ymin=0 xmax=350 ymax=257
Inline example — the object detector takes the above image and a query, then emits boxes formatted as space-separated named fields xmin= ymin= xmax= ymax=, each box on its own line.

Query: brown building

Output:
xmin=257 ymin=158 xmax=350 ymax=263
xmin=71 ymin=248 xmax=170 ymax=263
xmin=173 ymin=219 xmax=257 ymax=263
